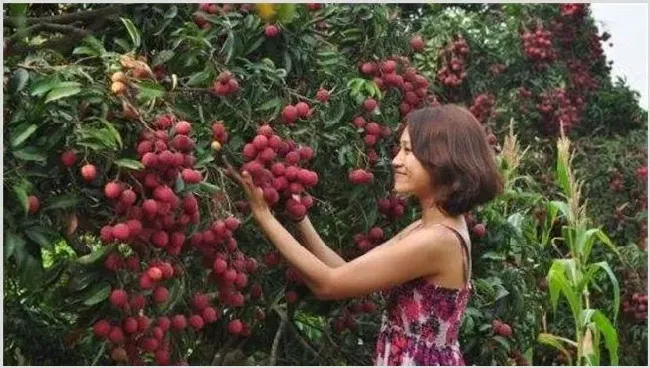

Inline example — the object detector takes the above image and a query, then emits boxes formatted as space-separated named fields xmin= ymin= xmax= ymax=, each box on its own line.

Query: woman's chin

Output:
xmin=393 ymin=184 xmax=409 ymax=194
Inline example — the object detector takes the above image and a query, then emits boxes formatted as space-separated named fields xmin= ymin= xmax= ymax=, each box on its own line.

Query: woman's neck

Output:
xmin=418 ymin=198 xmax=449 ymax=227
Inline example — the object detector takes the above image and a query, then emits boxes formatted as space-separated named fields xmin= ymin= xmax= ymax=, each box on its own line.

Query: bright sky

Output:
xmin=590 ymin=3 xmax=649 ymax=110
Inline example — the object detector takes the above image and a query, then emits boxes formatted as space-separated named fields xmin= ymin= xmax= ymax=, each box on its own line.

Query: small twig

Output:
xmin=270 ymin=317 xmax=287 ymax=365
xmin=211 ymin=336 xmax=237 ymax=365
xmin=287 ymin=89 xmax=318 ymax=104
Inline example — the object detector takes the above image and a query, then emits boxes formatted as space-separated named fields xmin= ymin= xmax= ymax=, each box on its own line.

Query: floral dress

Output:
xmin=374 ymin=224 xmax=471 ymax=366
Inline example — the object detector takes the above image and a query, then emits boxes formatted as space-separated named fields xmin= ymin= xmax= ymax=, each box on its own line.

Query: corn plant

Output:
xmin=537 ymin=128 xmax=621 ymax=365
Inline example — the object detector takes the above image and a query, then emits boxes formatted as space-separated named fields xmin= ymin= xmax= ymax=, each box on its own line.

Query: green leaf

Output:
xmin=186 ymin=70 xmax=212 ymax=87
xmin=11 ymin=123 xmax=38 ymax=147
xmin=548 ymin=260 xmax=582 ymax=321
xmin=42 ymin=260 xmax=67 ymax=286
xmin=137 ymin=81 xmax=166 ymax=100
xmin=82 ymin=35 xmax=106 ymax=54
xmin=115 ymin=158 xmax=145 ymax=171
xmin=30 ymin=76 xmax=61 ymax=97
xmin=493 ymin=336 xmax=510 ymax=350
xmin=481 ymin=251 xmax=506 ymax=261
xmin=25 ymin=227 xmax=53 ymax=249
xmin=13 ymin=185 xmax=29 ymax=215
xmin=556 ymin=150 xmax=571 ymax=198
xmin=12 ymin=147 xmax=46 ymax=162
xmin=153 ymin=50 xmax=175 ymax=66
xmin=43 ymin=195 xmax=79 ymax=210
xmin=245 ymin=36 xmax=265 ymax=55
xmin=72 ymin=46 xmax=100 ymax=57
xmin=82 ymin=282 xmax=112 ymax=306
xmin=114 ymin=38 xmax=131 ymax=52
xmin=590 ymin=310 xmax=619 ymax=365
xmin=276 ymin=3 xmax=297 ymax=23
xmin=120 ymin=17 xmax=141 ymax=49
xmin=575 ymin=227 xmax=599 ymax=261
xmin=548 ymin=200 xmax=569 ymax=219
xmin=283 ymin=50 xmax=292 ymax=76
xmin=199 ymin=181 xmax=220 ymax=194
xmin=100 ymin=119 xmax=123 ymax=150
xmin=164 ymin=5 xmax=178 ymax=19
xmin=10 ymin=68 xmax=30 ymax=93
xmin=222 ymin=31 xmax=235 ymax=64
xmin=257 ymin=97 xmax=282 ymax=112
xmin=4 ymin=231 xmax=26 ymax=262
xmin=153 ymin=18 xmax=173 ymax=37
xmin=595 ymin=229 xmax=620 ymax=257
xmin=77 ymin=246 xmax=113 ymax=266
xmin=588 ymin=262 xmax=620 ymax=320
xmin=9 ymin=3 xmax=28 ymax=16
xmin=44 ymin=85 xmax=82 ymax=103
xmin=19 ymin=253 xmax=44 ymax=290
xmin=323 ymin=99 xmax=346 ymax=127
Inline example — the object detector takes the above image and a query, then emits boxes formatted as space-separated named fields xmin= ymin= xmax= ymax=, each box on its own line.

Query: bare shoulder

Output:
xmin=397 ymin=224 xmax=460 ymax=257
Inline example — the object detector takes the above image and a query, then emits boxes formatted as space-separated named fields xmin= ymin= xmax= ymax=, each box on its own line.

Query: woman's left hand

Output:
xmin=227 ymin=164 xmax=270 ymax=218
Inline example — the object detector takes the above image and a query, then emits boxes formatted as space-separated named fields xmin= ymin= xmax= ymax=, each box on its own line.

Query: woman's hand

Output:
xmin=227 ymin=164 xmax=270 ymax=219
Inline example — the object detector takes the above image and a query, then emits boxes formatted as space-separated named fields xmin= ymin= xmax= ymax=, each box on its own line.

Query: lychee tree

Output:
xmin=3 ymin=3 xmax=646 ymax=366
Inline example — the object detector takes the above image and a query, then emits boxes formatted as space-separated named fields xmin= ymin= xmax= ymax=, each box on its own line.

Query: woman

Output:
xmin=230 ymin=104 xmax=503 ymax=366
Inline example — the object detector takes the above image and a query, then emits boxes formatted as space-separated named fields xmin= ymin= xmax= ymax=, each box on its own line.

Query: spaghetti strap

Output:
xmin=436 ymin=224 xmax=472 ymax=283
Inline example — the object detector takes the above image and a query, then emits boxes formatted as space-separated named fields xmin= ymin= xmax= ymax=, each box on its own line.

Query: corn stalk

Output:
xmin=537 ymin=128 xmax=621 ymax=365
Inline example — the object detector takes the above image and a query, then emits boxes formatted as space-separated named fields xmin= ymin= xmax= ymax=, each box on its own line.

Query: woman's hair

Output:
xmin=404 ymin=104 xmax=504 ymax=216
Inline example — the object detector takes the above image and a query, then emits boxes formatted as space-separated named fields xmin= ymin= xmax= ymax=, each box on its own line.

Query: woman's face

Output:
xmin=391 ymin=127 xmax=433 ymax=197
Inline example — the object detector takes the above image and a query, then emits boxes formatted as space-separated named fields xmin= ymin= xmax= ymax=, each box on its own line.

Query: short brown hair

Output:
xmin=404 ymin=105 xmax=503 ymax=216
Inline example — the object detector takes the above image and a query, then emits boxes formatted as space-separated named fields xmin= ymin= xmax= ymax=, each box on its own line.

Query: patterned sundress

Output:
xmin=374 ymin=224 xmax=472 ymax=366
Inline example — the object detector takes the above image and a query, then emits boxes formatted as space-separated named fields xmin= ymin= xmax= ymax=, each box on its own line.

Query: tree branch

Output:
xmin=6 ymin=7 xmax=115 ymax=56
xmin=4 ymin=6 xmax=123 ymax=28
xmin=9 ymin=22 xmax=89 ymax=42
xmin=269 ymin=317 xmax=287 ymax=366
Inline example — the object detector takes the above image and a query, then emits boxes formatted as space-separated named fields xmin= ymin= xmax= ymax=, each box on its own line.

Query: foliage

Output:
xmin=3 ymin=3 xmax=646 ymax=366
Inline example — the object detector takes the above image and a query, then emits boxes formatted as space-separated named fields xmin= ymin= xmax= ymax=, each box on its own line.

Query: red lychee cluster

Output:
xmin=281 ymin=101 xmax=312 ymax=125
xmin=208 ymin=248 xmax=260 ymax=313
xmin=194 ymin=3 xmax=239 ymax=29
xmin=623 ymin=293 xmax=648 ymax=322
xmin=211 ymin=70 xmax=240 ymax=97
xmin=331 ymin=299 xmax=377 ymax=333
xmin=465 ymin=212 xmax=487 ymax=238
xmin=351 ymin=116 xmax=393 ymax=165
xmin=536 ymin=88 xmax=582 ymax=135
xmin=210 ymin=120 xmax=229 ymax=151
xmin=377 ymin=195 xmax=407 ymax=219
xmin=520 ymin=24 xmax=556 ymax=69
xmin=608 ymin=168 xmax=625 ymax=193
xmin=306 ymin=3 xmax=323 ymax=11
xmin=560 ymin=3 xmax=588 ymax=18
xmin=348 ymin=168 xmax=374 ymax=185
xmin=469 ymin=93 xmax=496 ymax=125
xmin=353 ymin=227 xmax=385 ymax=252
xmin=100 ymin=114 xmax=202 ymax=256
xmin=488 ymin=63 xmax=506 ymax=76
xmin=240 ymin=124 xmax=318 ymax=220
xmin=359 ymin=58 xmax=432 ymax=116
xmin=436 ymin=35 xmax=470 ymax=88
xmin=492 ymin=319 xmax=513 ymax=337
xmin=409 ymin=34 xmax=425 ymax=52
xmin=264 ymin=24 xmax=280 ymax=38
xmin=567 ymin=59 xmax=598 ymax=92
